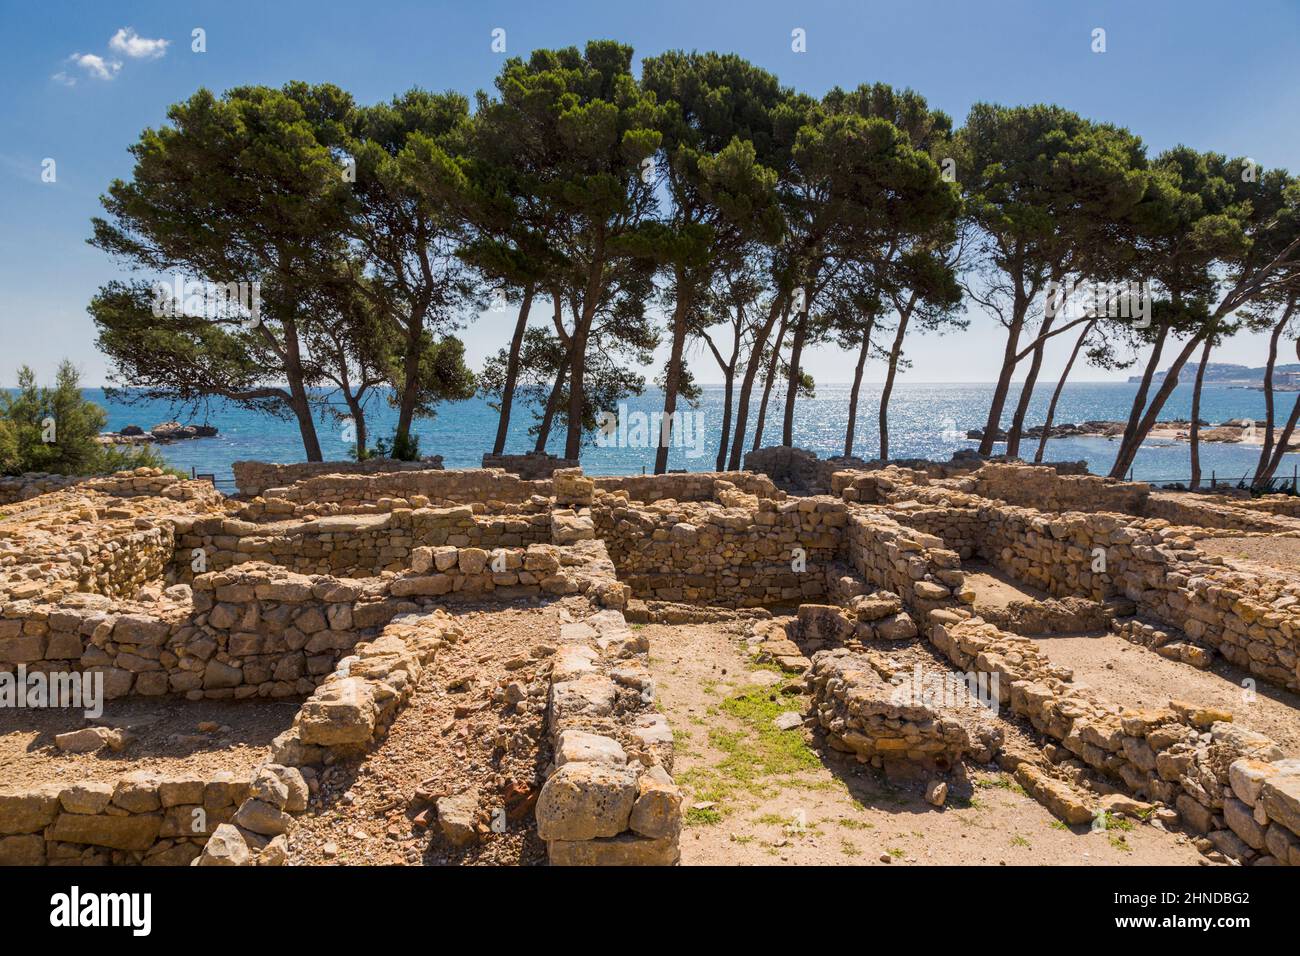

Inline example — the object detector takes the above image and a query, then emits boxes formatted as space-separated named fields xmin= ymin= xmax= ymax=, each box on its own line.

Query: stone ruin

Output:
xmin=2 ymin=455 xmax=1300 ymax=867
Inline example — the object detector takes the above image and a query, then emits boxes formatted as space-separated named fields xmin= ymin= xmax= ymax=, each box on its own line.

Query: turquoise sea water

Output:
xmin=25 ymin=382 xmax=1300 ymax=487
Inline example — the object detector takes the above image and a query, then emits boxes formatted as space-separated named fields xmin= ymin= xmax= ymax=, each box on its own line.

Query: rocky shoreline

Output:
xmin=96 ymin=421 xmax=219 ymax=447
xmin=969 ymin=419 xmax=1299 ymax=450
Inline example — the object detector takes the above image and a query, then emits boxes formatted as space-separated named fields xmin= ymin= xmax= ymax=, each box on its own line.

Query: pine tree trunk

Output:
xmin=1189 ymin=336 xmax=1213 ymax=489
xmin=781 ymin=312 xmax=808 ymax=447
xmin=655 ymin=272 xmax=691 ymax=475
xmin=727 ymin=296 xmax=789 ymax=470
xmin=844 ymin=318 xmax=875 ymax=458
xmin=534 ymin=359 xmax=567 ymax=454
xmin=878 ymin=311 xmax=911 ymax=462
xmin=492 ymin=283 xmax=535 ymax=456
xmin=978 ymin=290 xmax=1028 ymax=456
xmin=1034 ymin=319 xmax=1094 ymax=464
xmin=753 ymin=314 xmax=790 ymax=452
xmin=1005 ymin=309 xmax=1056 ymax=459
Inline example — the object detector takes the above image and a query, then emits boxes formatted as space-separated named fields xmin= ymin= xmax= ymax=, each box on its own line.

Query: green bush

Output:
xmin=0 ymin=361 xmax=169 ymax=477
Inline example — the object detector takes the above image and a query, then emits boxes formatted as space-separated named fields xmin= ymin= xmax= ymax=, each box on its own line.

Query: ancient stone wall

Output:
xmin=972 ymin=463 xmax=1150 ymax=514
xmin=231 ymin=457 xmax=446 ymax=497
xmin=481 ymin=452 xmax=578 ymax=479
xmin=1144 ymin=492 xmax=1300 ymax=533
xmin=0 ymin=469 xmax=219 ymax=505
xmin=843 ymin=511 xmax=973 ymax=626
xmin=250 ymin=468 xmax=548 ymax=509
xmin=807 ymin=647 xmax=1003 ymax=766
xmin=2 ymin=542 xmax=629 ymax=703
xmin=538 ymin=606 xmax=681 ymax=864
xmin=593 ymin=471 xmax=780 ymax=503
xmin=0 ymin=767 xmax=262 ymax=866
xmin=173 ymin=507 xmax=552 ymax=579
xmin=930 ymin=613 xmax=1300 ymax=863
xmin=595 ymin=495 xmax=846 ymax=606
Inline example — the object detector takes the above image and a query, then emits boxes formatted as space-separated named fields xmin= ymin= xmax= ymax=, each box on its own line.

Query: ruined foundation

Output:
xmin=3 ymin=458 xmax=1300 ymax=866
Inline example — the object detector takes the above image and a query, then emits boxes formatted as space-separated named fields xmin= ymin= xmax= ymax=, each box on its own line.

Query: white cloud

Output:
xmin=69 ymin=53 xmax=122 ymax=81
xmin=51 ymin=71 xmax=76 ymax=87
xmin=109 ymin=27 xmax=169 ymax=59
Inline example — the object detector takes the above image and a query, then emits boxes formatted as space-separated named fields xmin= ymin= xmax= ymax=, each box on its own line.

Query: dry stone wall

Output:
xmin=1144 ymin=492 xmax=1300 ymax=533
xmin=807 ymin=647 xmax=1003 ymax=767
xmin=972 ymin=463 xmax=1150 ymax=514
xmin=0 ymin=767 xmax=261 ymax=866
xmin=930 ymin=612 xmax=1300 ymax=863
xmin=481 ymin=452 xmax=578 ymax=479
xmin=595 ymin=494 xmax=846 ymax=606
xmin=231 ymin=457 xmax=445 ymax=497
xmin=539 ymin=606 xmax=681 ymax=865
xmin=173 ymin=507 xmax=552 ymax=579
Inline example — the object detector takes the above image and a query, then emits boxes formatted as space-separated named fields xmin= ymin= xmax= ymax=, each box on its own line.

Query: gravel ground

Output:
xmin=1197 ymin=535 xmax=1300 ymax=576
xmin=1032 ymin=629 xmax=1300 ymax=753
xmin=0 ymin=697 xmax=295 ymax=788
xmin=287 ymin=602 xmax=560 ymax=866
xmin=645 ymin=617 xmax=1206 ymax=866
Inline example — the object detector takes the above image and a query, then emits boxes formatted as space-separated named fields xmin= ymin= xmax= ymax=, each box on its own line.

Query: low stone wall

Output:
xmin=2 ymin=541 xmax=629 ymax=703
xmin=266 ymin=610 xmax=460 ymax=769
xmin=231 ymin=457 xmax=445 ymax=497
xmin=481 ymin=452 xmax=578 ymax=479
xmin=593 ymin=471 xmax=780 ymax=503
xmin=974 ymin=595 xmax=1117 ymax=636
xmin=0 ymin=477 xmax=225 ymax=603
xmin=173 ymin=507 xmax=552 ymax=578
xmin=744 ymin=445 xmax=826 ymax=493
xmin=0 ymin=767 xmax=261 ymax=866
xmin=930 ymin=612 xmax=1300 ymax=863
xmin=844 ymin=510 xmax=973 ymax=626
xmin=252 ymin=468 xmax=550 ymax=509
xmin=595 ymin=495 xmax=846 ymax=606
xmin=1144 ymin=492 xmax=1300 ymax=533
xmin=0 ymin=469 xmax=217 ymax=506
xmin=1230 ymin=494 xmax=1300 ymax=518
xmin=1113 ymin=617 xmax=1213 ymax=669
xmin=807 ymin=648 xmax=1003 ymax=767
xmin=972 ymin=463 xmax=1150 ymax=514
xmin=538 ymin=606 xmax=681 ymax=864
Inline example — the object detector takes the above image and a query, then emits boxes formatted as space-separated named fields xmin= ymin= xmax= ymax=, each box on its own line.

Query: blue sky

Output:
xmin=2 ymin=0 xmax=1297 ymax=387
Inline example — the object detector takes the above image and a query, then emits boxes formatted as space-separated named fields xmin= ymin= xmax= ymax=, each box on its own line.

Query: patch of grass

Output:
xmin=833 ymin=816 xmax=874 ymax=831
xmin=1010 ymin=834 xmax=1031 ymax=848
xmin=1109 ymin=834 xmax=1132 ymax=852
xmin=975 ymin=773 xmax=1027 ymax=796
xmin=730 ymin=834 xmax=755 ymax=845
xmin=1097 ymin=812 xmax=1134 ymax=832
xmin=886 ymin=846 xmax=905 ymax=859
xmin=1049 ymin=820 xmax=1069 ymax=831
xmin=685 ymin=806 xmax=722 ymax=826
xmin=840 ymin=839 xmax=861 ymax=858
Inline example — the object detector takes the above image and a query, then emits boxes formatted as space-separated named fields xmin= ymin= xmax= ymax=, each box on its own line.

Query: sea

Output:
xmin=22 ymin=382 xmax=1300 ymax=490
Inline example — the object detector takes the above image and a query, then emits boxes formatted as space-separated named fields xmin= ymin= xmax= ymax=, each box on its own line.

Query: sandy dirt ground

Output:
xmin=0 ymin=697 xmax=295 ymax=787
xmin=287 ymin=602 xmax=558 ymax=866
xmin=1031 ymin=630 xmax=1300 ymax=754
xmin=1198 ymin=535 xmax=1300 ymax=576
xmin=962 ymin=562 xmax=1051 ymax=609
xmin=643 ymin=619 xmax=1207 ymax=866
